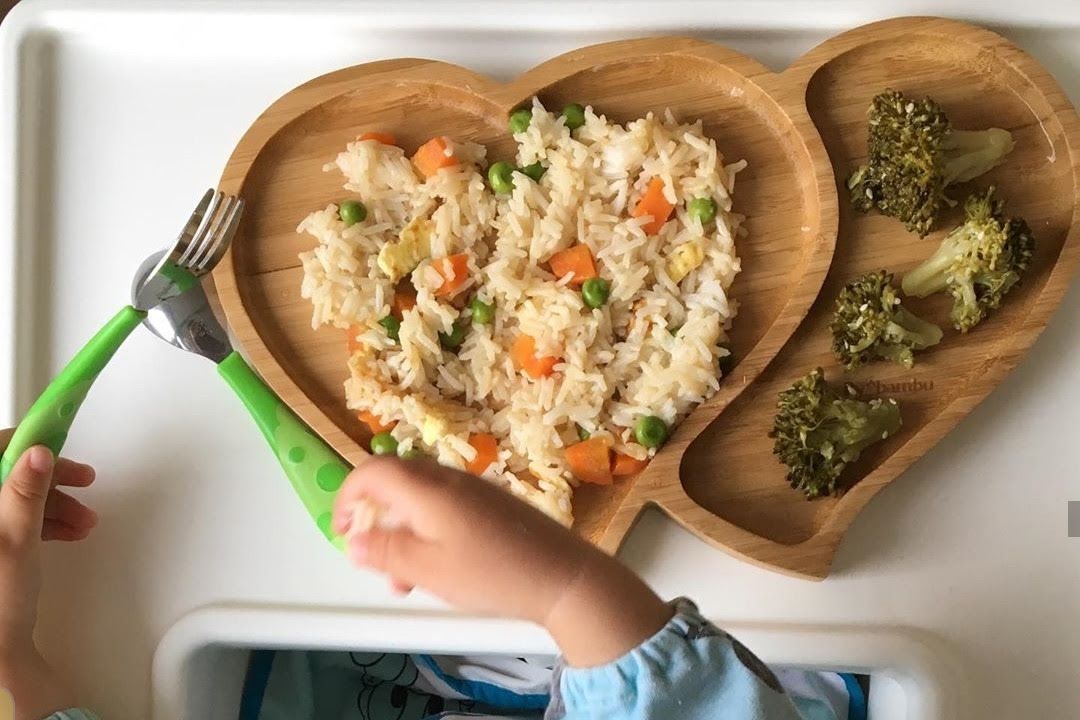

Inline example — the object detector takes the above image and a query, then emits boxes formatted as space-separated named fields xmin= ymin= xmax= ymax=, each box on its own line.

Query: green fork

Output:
xmin=0 ymin=190 xmax=242 ymax=480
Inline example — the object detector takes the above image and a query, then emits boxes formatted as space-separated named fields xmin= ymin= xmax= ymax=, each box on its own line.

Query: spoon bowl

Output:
xmin=133 ymin=249 xmax=232 ymax=364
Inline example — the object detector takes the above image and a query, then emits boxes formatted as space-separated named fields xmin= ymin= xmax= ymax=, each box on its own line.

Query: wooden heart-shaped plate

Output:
xmin=214 ymin=17 xmax=1080 ymax=579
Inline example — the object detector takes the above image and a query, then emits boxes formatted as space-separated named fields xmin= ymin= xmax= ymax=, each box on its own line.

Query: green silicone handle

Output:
xmin=0 ymin=306 xmax=145 ymax=482
xmin=217 ymin=351 xmax=349 ymax=549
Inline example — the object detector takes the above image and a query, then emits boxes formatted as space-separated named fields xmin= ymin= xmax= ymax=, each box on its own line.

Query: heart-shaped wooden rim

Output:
xmin=214 ymin=17 xmax=1080 ymax=580
xmin=594 ymin=17 xmax=1080 ymax=579
xmin=213 ymin=35 xmax=837 ymax=550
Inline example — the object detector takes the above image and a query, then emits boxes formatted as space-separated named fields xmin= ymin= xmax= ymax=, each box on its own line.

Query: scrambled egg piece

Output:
xmin=666 ymin=241 xmax=704 ymax=283
xmin=377 ymin=216 xmax=433 ymax=281
xmin=421 ymin=413 xmax=448 ymax=446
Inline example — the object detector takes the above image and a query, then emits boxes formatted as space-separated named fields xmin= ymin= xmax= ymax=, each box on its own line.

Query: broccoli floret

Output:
xmin=769 ymin=368 xmax=902 ymax=499
xmin=830 ymin=270 xmax=943 ymax=369
xmin=847 ymin=89 xmax=1015 ymax=236
xmin=901 ymin=187 xmax=1034 ymax=332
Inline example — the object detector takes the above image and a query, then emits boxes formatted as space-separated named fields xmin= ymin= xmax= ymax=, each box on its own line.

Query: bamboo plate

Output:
xmin=214 ymin=17 xmax=1080 ymax=580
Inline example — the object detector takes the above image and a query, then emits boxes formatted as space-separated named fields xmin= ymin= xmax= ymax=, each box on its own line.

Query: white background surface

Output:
xmin=1 ymin=2 xmax=1078 ymax=719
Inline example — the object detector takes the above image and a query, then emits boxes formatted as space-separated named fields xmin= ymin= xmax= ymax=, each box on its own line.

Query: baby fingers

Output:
xmin=347 ymin=526 xmax=437 ymax=589
xmin=51 ymin=458 xmax=96 ymax=488
xmin=43 ymin=488 xmax=97 ymax=539
xmin=42 ymin=517 xmax=94 ymax=542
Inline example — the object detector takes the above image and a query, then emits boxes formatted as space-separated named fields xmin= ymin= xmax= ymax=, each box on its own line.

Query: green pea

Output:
xmin=399 ymin=447 xmax=424 ymax=460
xmin=581 ymin=277 xmax=611 ymax=309
xmin=439 ymin=320 xmax=469 ymax=350
xmin=634 ymin=415 xmax=669 ymax=449
xmin=519 ymin=162 xmax=546 ymax=182
xmin=561 ymin=103 xmax=586 ymax=131
xmin=378 ymin=315 xmax=401 ymax=343
xmin=488 ymin=161 xmax=515 ymax=195
xmin=687 ymin=196 xmax=717 ymax=226
xmin=469 ymin=296 xmax=495 ymax=325
xmin=576 ymin=424 xmax=591 ymax=441
xmin=339 ymin=200 xmax=367 ymax=227
xmin=718 ymin=347 xmax=736 ymax=376
xmin=370 ymin=431 xmax=398 ymax=456
xmin=508 ymin=108 xmax=532 ymax=134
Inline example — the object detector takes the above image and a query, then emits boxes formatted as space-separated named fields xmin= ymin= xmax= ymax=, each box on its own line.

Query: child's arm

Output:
xmin=334 ymin=459 xmax=805 ymax=719
xmin=333 ymin=457 xmax=672 ymax=667
xmin=0 ymin=430 xmax=99 ymax=720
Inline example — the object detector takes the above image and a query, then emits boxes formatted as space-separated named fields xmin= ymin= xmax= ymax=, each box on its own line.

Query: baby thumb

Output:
xmin=0 ymin=446 xmax=54 ymax=546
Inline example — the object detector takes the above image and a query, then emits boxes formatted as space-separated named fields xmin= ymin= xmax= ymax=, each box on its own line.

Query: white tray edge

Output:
xmin=152 ymin=603 xmax=968 ymax=720
xmin=9 ymin=0 xmax=1080 ymax=32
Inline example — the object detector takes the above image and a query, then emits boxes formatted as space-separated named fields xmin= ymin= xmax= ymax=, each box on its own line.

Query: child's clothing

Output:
xmin=45 ymin=600 xmax=864 ymax=720
xmin=250 ymin=599 xmax=860 ymax=720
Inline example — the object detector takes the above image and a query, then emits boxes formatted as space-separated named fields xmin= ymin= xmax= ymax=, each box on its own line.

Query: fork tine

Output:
xmin=195 ymin=197 xmax=244 ymax=272
xmin=170 ymin=189 xmax=215 ymax=262
xmin=178 ymin=190 xmax=223 ymax=266
xmin=183 ymin=190 xmax=225 ymax=265
xmin=187 ymin=195 xmax=236 ymax=269
xmin=189 ymin=195 xmax=241 ymax=271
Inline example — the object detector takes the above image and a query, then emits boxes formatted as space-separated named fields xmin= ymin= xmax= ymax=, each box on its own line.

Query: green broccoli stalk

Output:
xmin=830 ymin=270 xmax=943 ymax=369
xmin=769 ymin=368 xmax=902 ymax=499
xmin=901 ymin=187 xmax=1034 ymax=332
xmin=847 ymin=89 xmax=1015 ymax=236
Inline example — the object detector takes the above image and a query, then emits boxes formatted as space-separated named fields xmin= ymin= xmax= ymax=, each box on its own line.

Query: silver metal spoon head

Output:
xmin=132 ymin=250 xmax=232 ymax=364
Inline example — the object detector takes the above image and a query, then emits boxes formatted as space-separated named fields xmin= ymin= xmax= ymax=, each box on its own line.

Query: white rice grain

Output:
xmin=298 ymin=101 xmax=743 ymax=527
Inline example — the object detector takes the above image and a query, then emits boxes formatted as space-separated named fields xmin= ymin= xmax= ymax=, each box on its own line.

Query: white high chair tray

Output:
xmin=1 ymin=2 xmax=1078 ymax=719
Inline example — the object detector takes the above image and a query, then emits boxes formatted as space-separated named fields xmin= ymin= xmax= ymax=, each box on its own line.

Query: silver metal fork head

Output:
xmin=131 ymin=188 xmax=244 ymax=311
xmin=174 ymin=189 xmax=244 ymax=275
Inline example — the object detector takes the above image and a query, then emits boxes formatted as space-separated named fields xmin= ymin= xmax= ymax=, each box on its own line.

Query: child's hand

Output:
xmin=333 ymin=457 xmax=587 ymax=622
xmin=333 ymin=458 xmax=672 ymax=667
xmin=0 ymin=429 xmax=97 ymax=719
